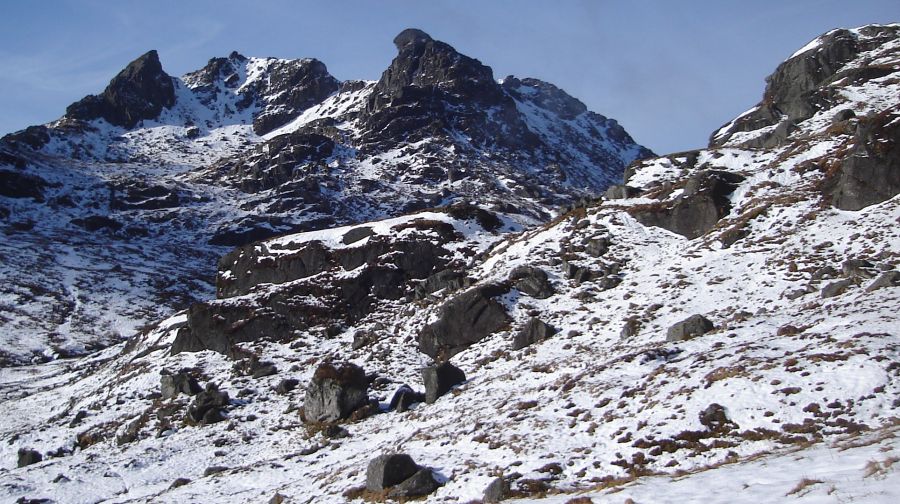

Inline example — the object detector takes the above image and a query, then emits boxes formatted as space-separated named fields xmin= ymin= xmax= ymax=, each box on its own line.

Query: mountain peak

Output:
xmin=65 ymin=49 xmax=175 ymax=129
xmin=393 ymin=28 xmax=433 ymax=51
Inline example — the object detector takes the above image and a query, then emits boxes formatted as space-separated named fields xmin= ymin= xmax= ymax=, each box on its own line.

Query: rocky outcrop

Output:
xmin=422 ymin=361 xmax=466 ymax=403
xmin=711 ymin=25 xmax=900 ymax=148
xmin=629 ymin=170 xmax=745 ymax=239
xmin=511 ymin=318 xmax=558 ymax=350
xmin=418 ymin=284 xmax=511 ymax=360
xmin=508 ymin=266 xmax=554 ymax=299
xmin=0 ymin=169 xmax=47 ymax=201
xmin=366 ymin=453 xmax=440 ymax=498
xmin=666 ymin=314 xmax=715 ymax=342
xmin=828 ymin=109 xmax=900 ymax=210
xmin=66 ymin=50 xmax=175 ymax=128
xmin=303 ymin=362 xmax=368 ymax=423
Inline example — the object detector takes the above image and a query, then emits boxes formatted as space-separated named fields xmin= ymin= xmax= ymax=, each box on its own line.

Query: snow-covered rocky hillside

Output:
xmin=0 ymin=29 xmax=650 ymax=365
xmin=1 ymin=23 xmax=899 ymax=504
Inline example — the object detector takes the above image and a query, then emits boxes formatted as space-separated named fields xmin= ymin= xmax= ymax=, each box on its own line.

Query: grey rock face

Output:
xmin=630 ymin=170 xmax=745 ymax=239
xmin=829 ymin=112 xmax=900 ymax=211
xmin=821 ymin=278 xmax=855 ymax=298
xmin=387 ymin=468 xmax=440 ymax=498
xmin=509 ymin=266 xmax=554 ymax=299
xmin=160 ymin=372 xmax=201 ymax=399
xmin=414 ymin=269 xmax=471 ymax=300
xmin=303 ymin=362 xmax=368 ymax=423
xmin=422 ymin=361 xmax=466 ymax=403
xmin=0 ymin=169 xmax=47 ymax=201
xmin=865 ymin=271 xmax=900 ymax=293
xmin=417 ymin=284 xmax=511 ymax=359
xmin=483 ymin=476 xmax=510 ymax=502
xmin=666 ymin=314 xmax=714 ymax=342
xmin=366 ymin=453 xmax=419 ymax=491
xmin=17 ymin=449 xmax=42 ymax=468
xmin=66 ymin=50 xmax=176 ymax=128
xmin=511 ymin=318 xmax=558 ymax=350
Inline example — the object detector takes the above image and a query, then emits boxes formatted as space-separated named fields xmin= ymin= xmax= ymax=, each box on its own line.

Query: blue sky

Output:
xmin=1 ymin=1 xmax=897 ymax=153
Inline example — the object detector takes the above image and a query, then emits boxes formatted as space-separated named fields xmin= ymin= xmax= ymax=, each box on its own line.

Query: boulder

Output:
xmin=387 ymin=468 xmax=440 ymax=498
xmin=483 ymin=477 xmax=511 ymax=502
xmin=508 ymin=266 xmax=554 ymax=299
xmin=0 ymin=169 xmax=46 ymax=201
xmin=821 ymin=278 xmax=855 ymax=298
xmin=303 ymin=362 xmax=368 ymax=423
xmin=389 ymin=384 xmax=425 ymax=412
xmin=865 ymin=270 xmax=900 ymax=293
xmin=187 ymin=383 xmax=230 ymax=424
xmin=17 ymin=448 xmax=42 ymax=468
xmin=511 ymin=318 xmax=558 ymax=350
xmin=418 ymin=284 xmax=510 ymax=359
xmin=630 ymin=171 xmax=745 ymax=239
xmin=414 ymin=269 xmax=471 ymax=300
xmin=830 ymin=109 xmax=900 ymax=210
xmin=160 ymin=372 xmax=201 ymax=399
xmin=366 ymin=453 xmax=419 ymax=491
xmin=422 ymin=362 xmax=466 ymax=403
xmin=666 ymin=314 xmax=714 ymax=342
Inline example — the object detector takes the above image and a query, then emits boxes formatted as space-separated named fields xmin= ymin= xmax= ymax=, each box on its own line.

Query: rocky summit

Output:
xmin=1 ymin=24 xmax=900 ymax=504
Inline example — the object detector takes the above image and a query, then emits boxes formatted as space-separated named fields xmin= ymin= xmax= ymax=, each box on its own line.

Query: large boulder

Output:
xmin=17 ymin=449 xmax=42 ymax=468
xmin=366 ymin=454 xmax=419 ymax=491
xmin=366 ymin=453 xmax=440 ymax=497
xmin=414 ymin=269 xmax=471 ymax=300
xmin=303 ymin=362 xmax=368 ymax=423
xmin=629 ymin=170 xmax=745 ymax=239
xmin=666 ymin=314 xmax=714 ymax=342
xmin=508 ymin=266 xmax=554 ymax=299
xmin=422 ymin=362 xmax=466 ymax=403
xmin=417 ymin=284 xmax=511 ymax=359
xmin=511 ymin=318 xmax=558 ymax=350
xmin=0 ymin=169 xmax=46 ymax=201
xmin=866 ymin=271 xmax=900 ymax=293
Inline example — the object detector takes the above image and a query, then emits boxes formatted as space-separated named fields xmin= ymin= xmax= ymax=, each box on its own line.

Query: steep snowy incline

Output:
xmin=0 ymin=23 xmax=897 ymax=503
xmin=0 ymin=29 xmax=650 ymax=364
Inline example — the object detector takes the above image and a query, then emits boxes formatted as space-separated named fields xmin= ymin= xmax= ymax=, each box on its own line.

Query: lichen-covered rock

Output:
xmin=417 ymin=284 xmax=510 ymax=359
xmin=303 ymin=362 xmax=368 ymax=423
xmin=17 ymin=449 xmax=42 ymax=468
xmin=509 ymin=266 xmax=554 ymax=299
xmin=511 ymin=318 xmax=558 ymax=350
xmin=666 ymin=314 xmax=714 ymax=342
xmin=629 ymin=171 xmax=745 ymax=239
xmin=365 ymin=453 xmax=419 ymax=491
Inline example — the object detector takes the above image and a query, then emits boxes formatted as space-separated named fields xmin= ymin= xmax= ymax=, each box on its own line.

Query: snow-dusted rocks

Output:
xmin=417 ymin=284 xmax=511 ymax=360
xmin=66 ymin=50 xmax=176 ymax=129
xmin=421 ymin=361 xmax=466 ymax=403
xmin=302 ymin=362 xmax=368 ymax=423
xmin=666 ymin=314 xmax=715 ymax=342
xmin=364 ymin=453 xmax=439 ymax=498
xmin=512 ymin=317 xmax=558 ymax=350
xmin=508 ymin=265 xmax=555 ymax=299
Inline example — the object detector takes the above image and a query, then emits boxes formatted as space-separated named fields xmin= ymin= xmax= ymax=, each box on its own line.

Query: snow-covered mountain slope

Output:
xmin=0 ymin=29 xmax=650 ymax=365
xmin=0 ymin=23 xmax=898 ymax=503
